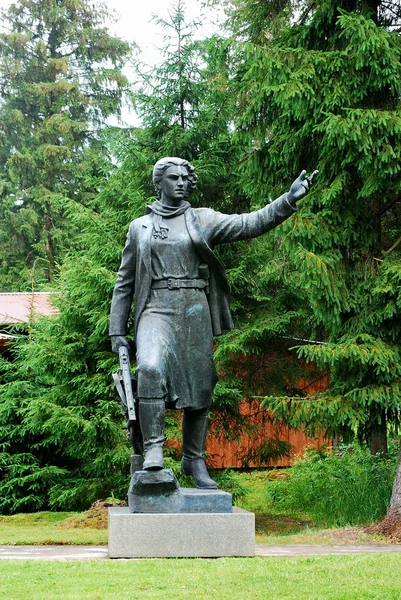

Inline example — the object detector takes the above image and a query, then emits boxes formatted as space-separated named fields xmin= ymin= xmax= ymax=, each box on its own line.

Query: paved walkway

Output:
xmin=1 ymin=544 xmax=401 ymax=560
xmin=0 ymin=545 xmax=109 ymax=560
xmin=256 ymin=544 xmax=401 ymax=557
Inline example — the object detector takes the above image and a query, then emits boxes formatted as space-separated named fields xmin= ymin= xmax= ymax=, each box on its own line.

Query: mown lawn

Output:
xmin=0 ymin=512 xmax=108 ymax=545
xmin=0 ymin=508 xmax=388 ymax=547
xmin=0 ymin=469 xmax=392 ymax=546
xmin=1 ymin=555 xmax=401 ymax=600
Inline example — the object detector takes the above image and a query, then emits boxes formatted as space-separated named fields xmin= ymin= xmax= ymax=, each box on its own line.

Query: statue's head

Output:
xmin=152 ymin=157 xmax=197 ymax=199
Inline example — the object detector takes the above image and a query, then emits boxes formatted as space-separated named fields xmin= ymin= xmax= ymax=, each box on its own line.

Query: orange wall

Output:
xmin=206 ymin=362 xmax=330 ymax=469
xmin=205 ymin=401 xmax=328 ymax=469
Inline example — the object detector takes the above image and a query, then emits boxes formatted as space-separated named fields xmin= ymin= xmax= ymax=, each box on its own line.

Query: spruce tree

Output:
xmin=131 ymin=0 xmax=242 ymax=207
xmin=230 ymin=0 xmax=401 ymax=446
xmin=0 ymin=133 xmax=148 ymax=512
xmin=131 ymin=3 xmax=306 ymax=458
xmin=229 ymin=0 xmax=401 ymax=523
xmin=0 ymin=0 xmax=130 ymax=289
xmin=0 ymin=6 xmax=252 ymax=510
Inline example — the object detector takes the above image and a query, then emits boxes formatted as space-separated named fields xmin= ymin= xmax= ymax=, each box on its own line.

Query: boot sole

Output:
xmin=195 ymin=483 xmax=218 ymax=489
xmin=143 ymin=462 xmax=164 ymax=470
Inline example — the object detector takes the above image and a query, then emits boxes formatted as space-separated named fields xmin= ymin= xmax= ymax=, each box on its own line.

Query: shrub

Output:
xmin=268 ymin=443 xmax=399 ymax=527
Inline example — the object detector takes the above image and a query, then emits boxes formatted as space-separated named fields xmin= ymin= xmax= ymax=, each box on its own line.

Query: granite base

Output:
xmin=108 ymin=506 xmax=255 ymax=558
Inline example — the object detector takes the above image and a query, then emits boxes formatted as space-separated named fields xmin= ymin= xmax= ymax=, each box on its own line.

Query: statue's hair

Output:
xmin=152 ymin=157 xmax=197 ymax=198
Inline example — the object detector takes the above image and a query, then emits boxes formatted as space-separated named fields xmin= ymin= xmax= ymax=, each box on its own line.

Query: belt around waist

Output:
xmin=151 ymin=278 xmax=207 ymax=290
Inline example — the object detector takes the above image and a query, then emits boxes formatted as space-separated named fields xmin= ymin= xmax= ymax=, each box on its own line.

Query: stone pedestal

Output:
xmin=108 ymin=506 xmax=255 ymax=558
xmin=128 ymin=469 xmax=233 ymax=513
xmin=128 ymin=469 xmax=182 ymax=513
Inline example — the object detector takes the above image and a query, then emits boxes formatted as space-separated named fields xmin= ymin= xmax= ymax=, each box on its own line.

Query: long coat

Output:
xmin=109 ymin=193 xmax=297 ymax=339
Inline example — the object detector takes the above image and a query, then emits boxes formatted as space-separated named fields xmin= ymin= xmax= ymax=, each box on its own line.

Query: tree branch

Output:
xmin=384 ymin=236 xmax=401 ymax=256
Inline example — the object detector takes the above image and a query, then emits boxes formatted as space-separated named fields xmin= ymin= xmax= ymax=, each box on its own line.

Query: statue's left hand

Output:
xmin=287 ymin=169 xmax=318 ymax=204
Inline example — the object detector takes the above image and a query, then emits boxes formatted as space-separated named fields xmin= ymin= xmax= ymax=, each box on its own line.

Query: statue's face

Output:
xmin=160 ymin=165 xmax=189 ymax=205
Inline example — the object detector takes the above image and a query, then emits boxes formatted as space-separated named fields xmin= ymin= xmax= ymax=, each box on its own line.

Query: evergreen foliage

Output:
xmin=230 ymin=0 xmax=401 ymax=453
xmin=0 ymin=134 xmax=147 ymax=512
xmin=0 ymin=0 xmax=130 ymax=289
xmin=0 ymin=6 xmax=257 ymax=511
xmin=4 ymin=0 xmax=401 ymax=513
xmin=130 ymin=0 xmax=242 ymax=210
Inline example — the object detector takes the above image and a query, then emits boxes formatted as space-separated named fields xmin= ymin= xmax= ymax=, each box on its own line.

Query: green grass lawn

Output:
xmin=0 ymin=469 xmax=391 ymax=546
xmin=1 ymin=555 xmax=401 ymax=600
xmin=0 ymin=512 xmax=108 ymax=545
xmin=0 ymin=471 xmax=399 ymax=600
xmin=0 ymin=508 xmax=388 ymax=547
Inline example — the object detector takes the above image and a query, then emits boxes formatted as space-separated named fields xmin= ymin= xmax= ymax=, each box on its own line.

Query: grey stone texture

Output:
xmin=108 ymin=506 xmax=255 ymax=558
xmin=180 ymin=488 xmax=232 ymax=513
xmin=128 ymin=469 xmax=182 ymax=513
xmin=2 ymin=543 xmax=401 ymax=560
xmin=128 ymin=469 xmax=232 ymax=514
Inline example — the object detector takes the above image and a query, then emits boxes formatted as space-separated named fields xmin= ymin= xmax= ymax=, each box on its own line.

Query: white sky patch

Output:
xmin=106 ymin=0 xmax=224 ymax=60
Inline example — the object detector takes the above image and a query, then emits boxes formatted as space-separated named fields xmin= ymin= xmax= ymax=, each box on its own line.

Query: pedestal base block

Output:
xmin=128 ymin=470 xmax=233 ymax=513
xmin=181 ymin=488 xmax=232 ymax=513
xmin=108 ymin=507 xmax=255 ymax=558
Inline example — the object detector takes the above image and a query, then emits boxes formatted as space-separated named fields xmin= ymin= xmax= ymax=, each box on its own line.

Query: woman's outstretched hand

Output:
xmin=288 ymin=169 xmax=318 ymax=204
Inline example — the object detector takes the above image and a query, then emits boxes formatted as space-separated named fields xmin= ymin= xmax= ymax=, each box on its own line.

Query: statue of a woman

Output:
xmin=110 ymin=157 xmax=316 ymax=489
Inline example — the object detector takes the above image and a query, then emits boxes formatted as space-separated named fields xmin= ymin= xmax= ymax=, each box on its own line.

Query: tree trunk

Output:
xmin=369 ymin=410 xmax=388 ymax=454
xmin=367 ymin=406 xmax=388 ymax=455
xmin=389 ymin=447 xmax=401 ymax=518
xmin=367 ymin=443 xmax=401 ymax=540
xmin=361 ymin=0 xmax=379 ymax=22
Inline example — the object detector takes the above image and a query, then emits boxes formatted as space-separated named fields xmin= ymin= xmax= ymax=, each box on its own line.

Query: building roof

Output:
xmin=0 ymin=333 xmax=15 ymax=339
xmin=0 ymin=292 xmax=58 ymax=325
xmin=0 ymin=332 xmax=16 ymax=348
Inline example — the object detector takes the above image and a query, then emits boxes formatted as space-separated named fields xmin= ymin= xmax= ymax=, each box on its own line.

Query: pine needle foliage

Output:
xmin=0 ymin=0 xmax=130 ymax=289
xmin=0 ymin=134 xmax=150 ymax=513
xmin=0 ymin=5 xmax=255 ymax=510
xmin=126 ymin=2 xmax=325 ymax=462
xmin=231 ymin=0 xmax=401 ymax=452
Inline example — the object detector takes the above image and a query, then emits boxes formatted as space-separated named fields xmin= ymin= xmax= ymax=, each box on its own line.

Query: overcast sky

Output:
xmin=0 ymin=0 xmax=224 ymax=61
xmin=106 ymin=0 xmax=223 ymax=58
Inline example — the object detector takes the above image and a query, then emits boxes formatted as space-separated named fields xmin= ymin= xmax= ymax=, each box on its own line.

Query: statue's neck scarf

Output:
xmin=146 ymin=200 xmax=191 ymax=239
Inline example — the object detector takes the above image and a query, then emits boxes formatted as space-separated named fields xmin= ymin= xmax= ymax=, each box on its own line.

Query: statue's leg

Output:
xmin=136 ymin=325 xmax=168 ymax=471
xmin=139 ymin=398 xmax=165 ymax=470
xmin=181 ymin=408 xmax=217 ymax=489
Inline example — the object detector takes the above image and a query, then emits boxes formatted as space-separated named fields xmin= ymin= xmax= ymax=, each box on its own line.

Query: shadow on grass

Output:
xmin=255 ymin=514 xmax=313 ymax=536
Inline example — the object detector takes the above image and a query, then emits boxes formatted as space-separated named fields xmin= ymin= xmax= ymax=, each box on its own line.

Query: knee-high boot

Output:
xmin=139 ymin=399 xmax=165 ymax=470
xmin=181 ymin=408 xmax=217 ymax=489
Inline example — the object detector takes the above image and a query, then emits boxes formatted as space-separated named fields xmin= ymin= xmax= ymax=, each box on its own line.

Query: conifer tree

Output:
xmin=228 ymin=0 xmax=401 ymax=524
xmin=230 ymin=0 xmax=401 ymax=448
xmin=131 ymin=2 xmax=307 ymax=457
xmin=0 ymin=132 xmax=149 ymax=512
xmin=131 ymin=0 xmax=242 ymax=208
xmin=0 ymin=0 xmax=130 ymax=289
xmin=0 ymin=6 xmax=253 ymax=511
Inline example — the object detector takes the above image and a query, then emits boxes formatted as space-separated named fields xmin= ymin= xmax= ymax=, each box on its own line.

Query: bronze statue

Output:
xmin=110 ymin=157 xmax=317 ymax=489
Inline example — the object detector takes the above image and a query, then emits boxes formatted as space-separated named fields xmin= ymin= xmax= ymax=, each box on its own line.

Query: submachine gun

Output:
xmin=112 ymin=346 xmax=143 ymax=458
